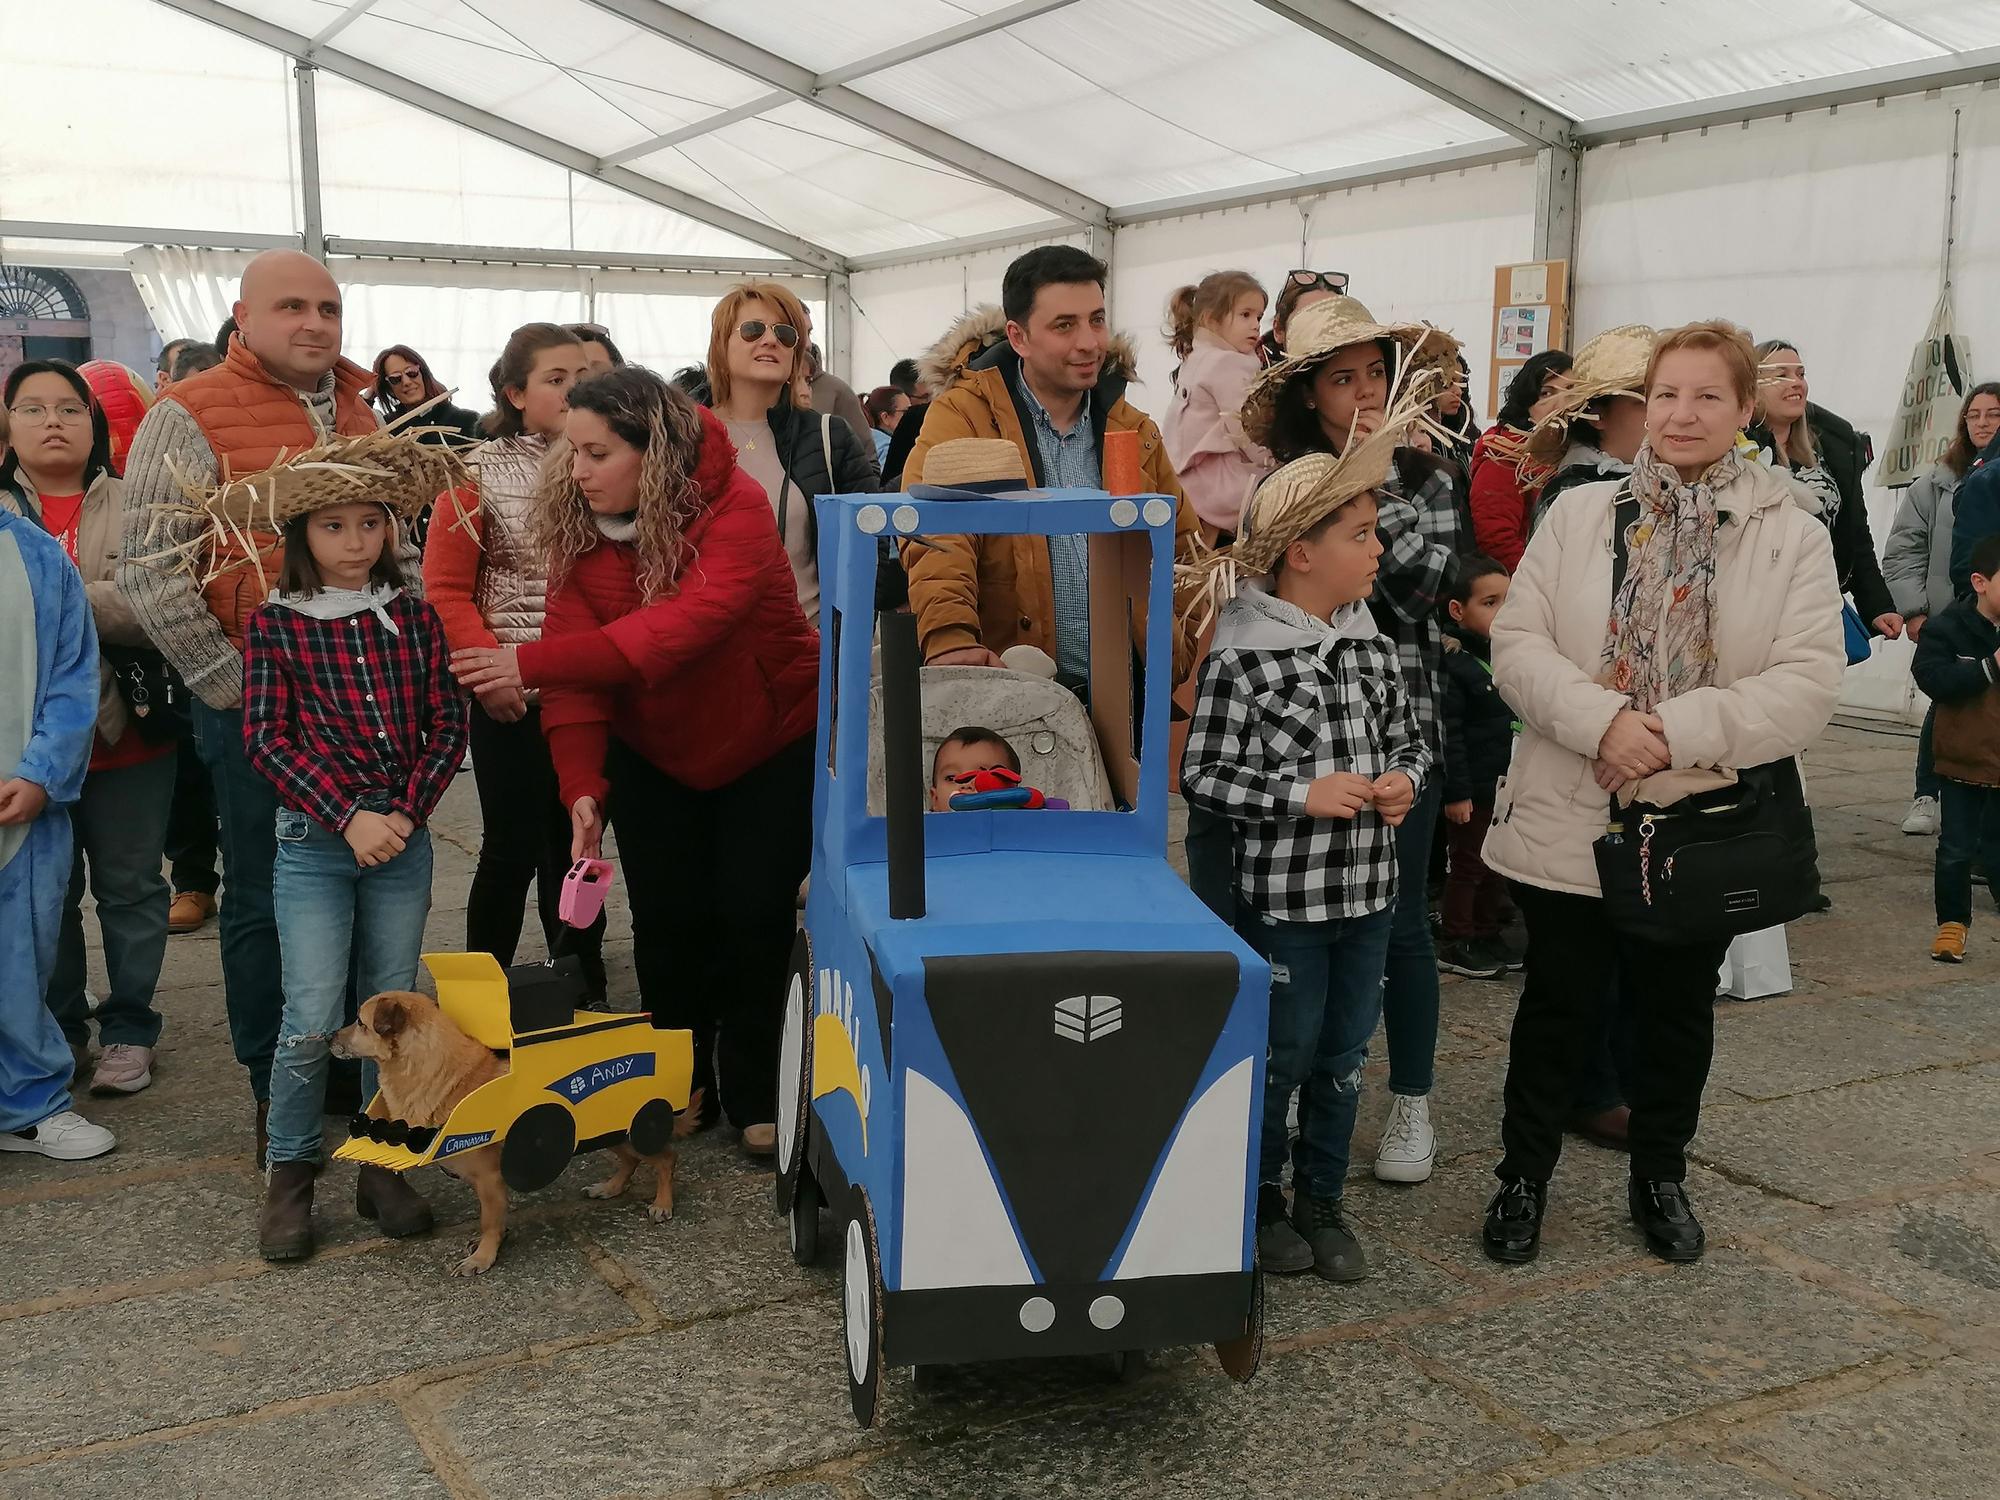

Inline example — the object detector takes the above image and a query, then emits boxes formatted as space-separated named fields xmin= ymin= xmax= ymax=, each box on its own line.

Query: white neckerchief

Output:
xmin=269 ymin=581 xmax=403 ymax=635
xmin=594 ymin=512 xmax=640 ymax=543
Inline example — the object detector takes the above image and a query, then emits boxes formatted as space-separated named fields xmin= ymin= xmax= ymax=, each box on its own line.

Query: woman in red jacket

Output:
xmin=1467 ymin=350 xmax=1572 ymax=570
xmin=450 ymin=367 xmax=818 ymax=1154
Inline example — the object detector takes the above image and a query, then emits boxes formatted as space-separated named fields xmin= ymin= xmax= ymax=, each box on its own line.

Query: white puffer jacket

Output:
xmin=1481 ymin=461 xmax=1845 ymax=897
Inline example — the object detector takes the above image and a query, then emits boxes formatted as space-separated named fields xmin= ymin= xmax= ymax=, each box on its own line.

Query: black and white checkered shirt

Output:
xmin=1372 ymin=459 xmax=1460 ymax=756
xmin=1182 ymin=590 xmax=1431 ymax=923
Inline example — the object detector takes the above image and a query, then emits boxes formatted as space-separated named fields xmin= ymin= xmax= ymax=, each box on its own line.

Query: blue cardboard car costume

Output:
xmin=775 ymin=471 xmax=1271 ymax=1426
xmin=0 ymin=508 xmax=99 ymax=1138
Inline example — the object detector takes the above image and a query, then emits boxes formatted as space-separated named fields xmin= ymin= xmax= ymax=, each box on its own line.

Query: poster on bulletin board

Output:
xmin=1489 ymin=261 xmax=1568 ymax=414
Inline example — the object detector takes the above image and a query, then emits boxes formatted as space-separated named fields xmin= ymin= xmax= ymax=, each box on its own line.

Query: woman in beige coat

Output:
xmin=1478 ymin=322 xmax=1844 ymax=1267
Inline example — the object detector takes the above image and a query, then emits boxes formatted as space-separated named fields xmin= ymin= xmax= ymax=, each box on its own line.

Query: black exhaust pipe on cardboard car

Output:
xmin=880 ymin=608 xmax=926 ymax=920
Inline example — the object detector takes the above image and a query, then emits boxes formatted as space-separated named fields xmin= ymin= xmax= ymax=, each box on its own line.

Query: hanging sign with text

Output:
xmin=1882 ymin=291 xmax=1972 ymax=488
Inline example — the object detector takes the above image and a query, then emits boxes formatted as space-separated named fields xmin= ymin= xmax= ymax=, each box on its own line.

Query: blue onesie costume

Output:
xmin=0 ymin=507 xmax=98 ymax=1133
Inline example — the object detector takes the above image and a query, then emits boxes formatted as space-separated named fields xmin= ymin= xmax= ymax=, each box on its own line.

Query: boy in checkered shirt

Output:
xmin=1182 ymin=451 xmax=1429 ymax=1284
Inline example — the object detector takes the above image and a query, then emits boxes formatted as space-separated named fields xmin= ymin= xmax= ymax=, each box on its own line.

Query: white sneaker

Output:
xmin=1902 ymin=796 xmax=1940 ymax=836
xmin=0 ymin=1108 xmax=117 ymax=1160
xmin=1374 ymin=1093 xmax=1436 ymax=1184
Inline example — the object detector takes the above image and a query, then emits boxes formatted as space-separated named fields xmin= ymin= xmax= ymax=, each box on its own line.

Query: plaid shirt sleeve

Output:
xmin=394 ymin=604 xmax=469 ymax=825
xmin=1181 ymin=650 xmax=1312 ymax=821
xmin=1372 ymin=468 xmax=1458 ymax=627
xmin=1381 ymin=648 xmax=1432 ymax=791
xmin=243 ymin=608 xmax=359 ymax=833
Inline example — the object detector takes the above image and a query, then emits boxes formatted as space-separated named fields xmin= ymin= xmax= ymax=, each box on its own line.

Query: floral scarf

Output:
xmin=1601 ymin=443 xmax=1737 ymax=711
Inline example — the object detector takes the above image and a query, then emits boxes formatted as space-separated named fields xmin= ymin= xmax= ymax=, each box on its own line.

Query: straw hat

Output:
xmin=908 ymin=436 xmax=1033 ymax=498
xmin=135 ymin=408 xmax=468 ymax=585
xmin=1529 ymin=324 xmax=1656 ymax=442
xmin=1241 ymin=295 xmax=1462 ymax=447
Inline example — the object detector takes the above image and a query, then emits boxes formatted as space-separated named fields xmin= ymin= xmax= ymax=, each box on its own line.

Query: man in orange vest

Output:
xmin=119 ymin=251 xmax=430 ymax=1251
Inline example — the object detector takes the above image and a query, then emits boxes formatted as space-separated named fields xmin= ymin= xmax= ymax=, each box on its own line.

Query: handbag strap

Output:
xmin=1608 ymin=478 xmax=1639 ymax=597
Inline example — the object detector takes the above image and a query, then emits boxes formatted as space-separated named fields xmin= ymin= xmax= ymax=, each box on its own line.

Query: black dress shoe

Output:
xmin=1629 ymin=1178 xmax=1705 ymax=1262
xmin=1482 ymin=1177 xmax=1546 ymax=1264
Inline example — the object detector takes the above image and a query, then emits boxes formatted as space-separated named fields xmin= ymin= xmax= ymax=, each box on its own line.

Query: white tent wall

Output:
xmin=1573 ymin=82 xmax=2000 ymax=723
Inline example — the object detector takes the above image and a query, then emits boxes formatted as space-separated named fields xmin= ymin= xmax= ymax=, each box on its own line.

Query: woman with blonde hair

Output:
xmin=449 ymin=367 xmax=819 ymax=1151
xmin=705 ymin=281 xmax=879 ymax=622
xmin=1161 ymin=269 xmax=1270 ymax=537
xmin=1480 ymin=321 xmax=1843 ymax=1266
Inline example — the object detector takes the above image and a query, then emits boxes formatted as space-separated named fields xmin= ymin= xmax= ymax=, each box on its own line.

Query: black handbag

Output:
xmin=1590 ymin=484 xmax=1822 ymax=943
xmin=102 ymin=645 xmax=185 ymax=746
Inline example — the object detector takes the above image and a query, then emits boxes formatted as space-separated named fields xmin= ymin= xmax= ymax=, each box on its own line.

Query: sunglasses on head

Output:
xmin=738 ymin=320 xmax=799 ymax=348
xmin=1286 ymin=269 xmax=1350 ymax=294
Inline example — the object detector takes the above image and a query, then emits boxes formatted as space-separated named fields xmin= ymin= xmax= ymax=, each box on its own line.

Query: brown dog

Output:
xmin=331 ymin=992 xmax=678 ymax=1276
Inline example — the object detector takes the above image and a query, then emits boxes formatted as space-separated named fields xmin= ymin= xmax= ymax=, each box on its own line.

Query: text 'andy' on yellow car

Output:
xmin=333 ymin=950 xmax=694 ymax=1192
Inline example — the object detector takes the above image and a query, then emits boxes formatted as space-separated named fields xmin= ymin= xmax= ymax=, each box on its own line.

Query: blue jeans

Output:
xmin=1935 ymin=780 xmax=2000 ymax=927
xmin=265 ymin=805 xmax=433 ymax=1166
xmin=1383 ymin=778 xmax=1442 ymax=1096
xmin=1241 ymin=902 xmax=1394 ymax=1200
xmin=47 ymin=751 xmax=175 ymax=1049
xmin=190 ymin=701 xmax=283 ymax=1102
xmin=1915 ymin=705 xmax=1938 ymax=800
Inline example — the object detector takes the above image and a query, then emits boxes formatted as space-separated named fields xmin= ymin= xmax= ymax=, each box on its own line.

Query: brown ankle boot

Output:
xmin=254 ymin=1101 xmax=269 ymax=1172
xmin=356 ymin=1165 xmax=435 ymax=1239
xmin=259 ymin=1161 xmax=317 ymax=1261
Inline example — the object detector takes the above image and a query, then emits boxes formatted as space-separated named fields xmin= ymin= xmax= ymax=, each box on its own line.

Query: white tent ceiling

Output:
xmin=5 ymin=0 xmax=1995 ymax=274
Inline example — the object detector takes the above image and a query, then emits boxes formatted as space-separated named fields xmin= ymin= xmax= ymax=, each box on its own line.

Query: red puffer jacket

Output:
xmin=519 ymin=407 xmax=819 ymax=806
xmin=1467 ymin=427 xmax=1537 ymax=571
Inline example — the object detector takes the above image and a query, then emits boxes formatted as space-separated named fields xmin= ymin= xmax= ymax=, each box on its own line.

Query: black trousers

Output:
xmin=164 ymin=736 xmax=219 ymax=897
xmin=1498 ymin=882 xmax=1727 ymax=1184
xmin=608 ymin=733 xmax=814 ymax=1128
xmin=466 ymin=703 xmax=607 ymax=1001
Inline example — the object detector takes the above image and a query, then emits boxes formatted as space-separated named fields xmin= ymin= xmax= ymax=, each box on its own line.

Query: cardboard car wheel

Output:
xmin=789 ymin=1165 xmax=821 ymax=1266
xmin=1214 ymin=1263 xmax=1264 ymax=1383
xmin=501 ymin=1102 xmax=576 ymax=1192
xmin=775 ymin=931 xmax=813 ymax=1215
xmin=843 ymin=1191 xmax=885 ymax=1429
xmin=628 ymin=1097 xmax=675 ymax=1158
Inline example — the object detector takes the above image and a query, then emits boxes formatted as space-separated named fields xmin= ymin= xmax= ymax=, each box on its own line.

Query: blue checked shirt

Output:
xmin=1014 ymin=373 xmax=1097 ymax=688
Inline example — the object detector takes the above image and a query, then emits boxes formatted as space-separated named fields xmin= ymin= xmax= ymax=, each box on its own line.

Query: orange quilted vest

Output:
xmin=165 ymin=336 xmax=377 ymax=649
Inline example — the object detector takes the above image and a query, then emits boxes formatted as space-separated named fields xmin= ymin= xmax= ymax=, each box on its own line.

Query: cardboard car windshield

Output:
xmin=778 ymin=483 xmax=1273 ymax=1428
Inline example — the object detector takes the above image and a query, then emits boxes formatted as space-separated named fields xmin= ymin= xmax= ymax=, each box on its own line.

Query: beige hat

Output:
xmin=1529 ymin=324 xmax=1656 ymax=444
xmin=1241 ymin=295 xmax=1462 ymax=447
xmin=909 ymin=436 xmax=1032 ymax=496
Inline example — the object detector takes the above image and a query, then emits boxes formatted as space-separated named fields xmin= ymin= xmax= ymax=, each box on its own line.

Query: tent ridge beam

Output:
xmin=579 ymin=0 xmax=1110 ymax=228
xmin=155 ymin=0 xmax=843 ymax=270
xmin=1250 ymin=0 xmax=1573 ymax=149
xmin=846 ymin=218 xmax=1081 ymax=273
xmin=1110 ymin=140 xmax=1536 ymax=226
xmin=324 ymin=236 xmax=821 ymax=276
xmin=813 ymin=0 xmax=1084 ymax=90
xmin=598 ymin=90 xmax=792 ymax=166
xmin=0 ymin=219 xmax=303 ymax=251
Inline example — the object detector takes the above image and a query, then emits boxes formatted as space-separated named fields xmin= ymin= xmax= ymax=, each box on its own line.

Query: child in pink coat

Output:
xmin=1162 ymin=271 xmax=1272 ymax=538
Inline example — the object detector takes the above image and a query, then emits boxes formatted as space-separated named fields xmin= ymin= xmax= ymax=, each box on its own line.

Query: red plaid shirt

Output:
xmin=243 ymin=592 xmax=468 ymax=833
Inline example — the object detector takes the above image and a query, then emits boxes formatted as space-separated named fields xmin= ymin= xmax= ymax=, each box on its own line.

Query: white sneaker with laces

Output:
xmin=91 ymin=1043 xmax=154 ymax=1096
xmin=0 ymin=1108 xmax=117 ymax=1160
xmin=1902 ymin=796 xmax=1940 ymax=836
xmin=1373 ymin=1093 xmax=1436 ymax=1184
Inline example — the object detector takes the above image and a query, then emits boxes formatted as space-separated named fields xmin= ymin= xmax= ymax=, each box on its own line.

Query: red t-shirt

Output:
xmin=37 ymin=492 xmax=84 ymax=561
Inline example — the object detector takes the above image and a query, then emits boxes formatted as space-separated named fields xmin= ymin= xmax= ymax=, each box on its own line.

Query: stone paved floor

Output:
xmin=5 ymin=723 xmax=1998 ymax=1499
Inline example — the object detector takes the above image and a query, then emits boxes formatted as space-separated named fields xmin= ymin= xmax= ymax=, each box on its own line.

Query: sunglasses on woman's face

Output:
xmin=738 ymin=320 xmax=799 ymax=348
xmin=1286 ymin=269 xmax=1350 ymax=294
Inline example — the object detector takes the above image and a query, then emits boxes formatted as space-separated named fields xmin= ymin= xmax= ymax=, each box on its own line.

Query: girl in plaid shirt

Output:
xmin=242 ymin=492 xmax=468 ymax=1263
xmin=1183 ymin=443 xmax=1429 ymax=1287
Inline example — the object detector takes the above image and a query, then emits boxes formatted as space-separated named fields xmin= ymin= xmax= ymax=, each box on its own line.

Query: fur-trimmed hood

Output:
xmin=916 ymin=303 xmax=1140 ymax=399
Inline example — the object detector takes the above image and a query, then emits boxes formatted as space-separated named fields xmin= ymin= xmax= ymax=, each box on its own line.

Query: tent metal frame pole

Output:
xmin=845 ymin=220 xmax=1082 ymax=275
xmin=0 ymin=219 xmax=302 ymax=251
xmin=824 ymin=270 xmax=853 ymax=384
xmin=294 ymin=60 xmax=325 ymax=260
xmin=1531 ymin=145 xmax=1579 ymax=270
xmin=1251 ymin=0 xmax=1573 ymax=149
xmin=155 ymin=0 xmax=842 ymax=270
xmin=324 ymin=238 xmax=821 ymax=277
xmin=579 ymin=0 xmax=1111 ymax=230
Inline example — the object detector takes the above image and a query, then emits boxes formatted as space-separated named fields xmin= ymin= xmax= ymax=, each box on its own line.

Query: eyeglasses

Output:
xmin=1286 ymin=269 xmax=1350 ymax=295
xmin=738 ymin=320 xmax=799 ymax=348
xmin=8 ymin=402 xmax=91 ymax=426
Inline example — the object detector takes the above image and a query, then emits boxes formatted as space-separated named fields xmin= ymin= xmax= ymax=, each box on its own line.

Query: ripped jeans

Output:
xmin=1240 ymin=900 xmax=1395 ymax=1201
xmin=265 ymin=801 xmax=433 ymax=1167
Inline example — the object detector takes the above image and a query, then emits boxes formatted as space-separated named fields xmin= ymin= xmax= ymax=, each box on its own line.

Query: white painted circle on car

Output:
xmin=856 ymin=504 xmax=888 ymax=535
xmin=1108 ymin=499 xmax=1139 ymax=528
xmin=845 ymin=1219 xmax=870 ymax=1379
xmin=1088 ymin=1294 xmax=1125 ymax=1330
xmin=892 ymin=504 xmax=919 ymax=533
xmin=776 ymin=970 xmax=804 ymax=1175
xmin=1143 ymin=498 xmax=1172 ymax=527
xmin=1018 ymin=1295 xmax=1056 ymax=1333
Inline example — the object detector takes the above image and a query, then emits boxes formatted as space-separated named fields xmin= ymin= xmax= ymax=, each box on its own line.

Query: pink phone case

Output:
xmin=559 ymin=858 xmax=614 ymax=928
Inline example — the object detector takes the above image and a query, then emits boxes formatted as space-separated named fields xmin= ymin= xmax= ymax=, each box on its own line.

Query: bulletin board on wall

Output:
xmin=1489 ymin=261 xmax=1569 ymax=415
